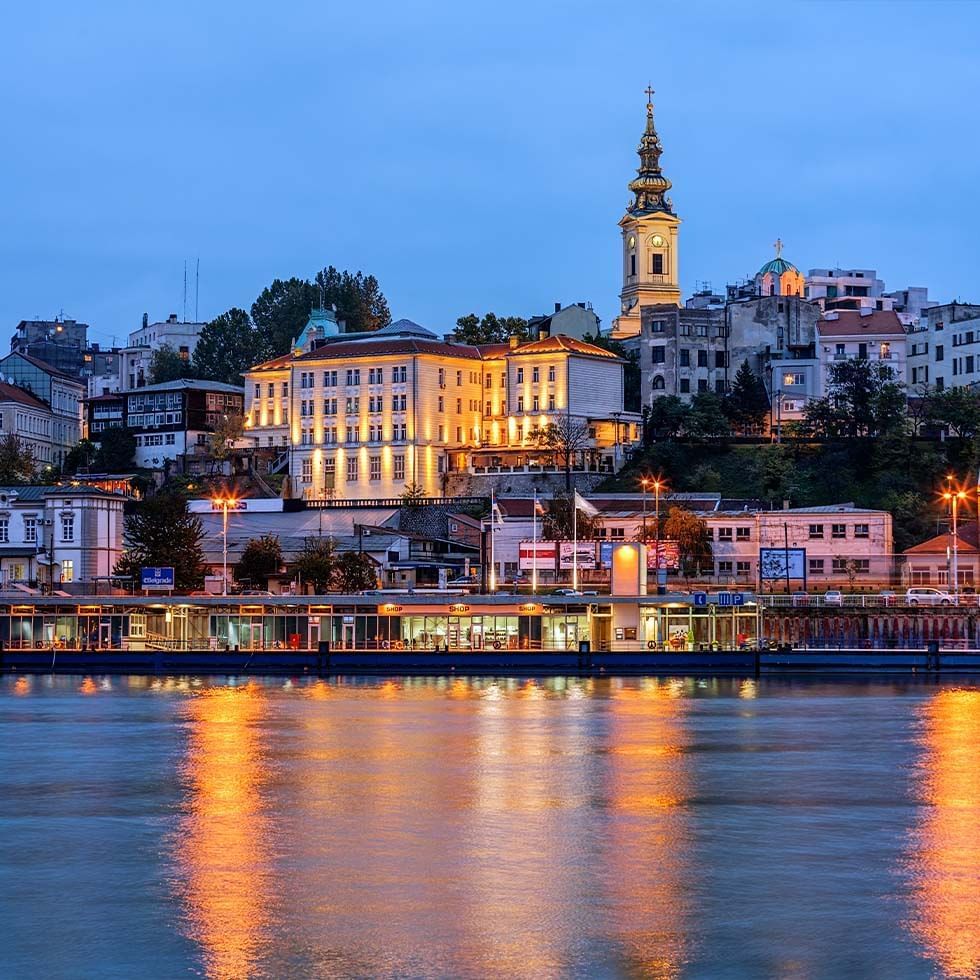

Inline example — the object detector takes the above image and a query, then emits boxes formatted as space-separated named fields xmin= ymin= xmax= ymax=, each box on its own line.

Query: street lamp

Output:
xmin=212 ymin=496 xmax=239 ymax=596
xmin=941 ymin=487 xmax=967 ymax=595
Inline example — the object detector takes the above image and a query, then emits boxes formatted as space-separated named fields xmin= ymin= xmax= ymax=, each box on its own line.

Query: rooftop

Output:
xmin=817 ymin=309 xmax=905 ymax=337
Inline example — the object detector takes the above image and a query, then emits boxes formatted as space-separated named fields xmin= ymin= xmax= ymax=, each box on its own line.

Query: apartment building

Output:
xmin=816 ymin=309 xmax=907 ymax=395
xmin=906 ymin=302 xmax=980 ymax=392
xmin=0 ymin=352 xmax=84 ymax=468
xmin=0 ymin=381 xmax=59 ymax=468
xmin=244 ymin=317 xmax=637 ymax=499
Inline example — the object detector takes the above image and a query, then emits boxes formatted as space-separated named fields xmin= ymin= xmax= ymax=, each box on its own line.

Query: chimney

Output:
xmin=508 ymin=334 xmax=521 ymax=350
xmin=538 ymin=327 xmax=548 ymax=341
xmin=782 ymin=500 xmax=790 ymax=510
xmin=168 ymin=313 xmax=178 ymax=323
xmin=142 ymin=312 xmax=148 ymax=329
xmin=554 ymin=302 xmax=561 ymax=313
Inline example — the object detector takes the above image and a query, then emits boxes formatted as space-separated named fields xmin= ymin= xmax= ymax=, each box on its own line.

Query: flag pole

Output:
xmin=573 ymin=495 xmax=579 ymax=591
xmin=532 ymin=489 xmax=538 ymax=594
xmin=489 ymin=487 xmax=496 ymax=593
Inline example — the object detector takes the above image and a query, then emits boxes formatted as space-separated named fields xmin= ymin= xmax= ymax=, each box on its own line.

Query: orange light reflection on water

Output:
xmin=905 ymin=688 xmax=980 ymax=979
xmin=604 ymin=678 xmax=692 ymax=978
xmin=173 ymin=683 xmax=275 ymax=980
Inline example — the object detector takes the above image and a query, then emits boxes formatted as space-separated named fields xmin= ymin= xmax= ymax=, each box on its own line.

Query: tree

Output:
xmin=0 ymin=434 xmax=35 ymax=483
xmin=114 ymin=491 xmax=207 ymax=591
xmin=542 ymin=492 xmax=598 ymax=541
xmin=333 ymin=551 xmax=378 ymax=592
xmin=643 ymin=395 xmax=688 ymax=442
xmin=94 ymin=427 xmax=137 ymax=472
xmin=193 ymin=308 xmax=262 ymax=385
xmin=63 ymin=439 xmax=97 ymax=475
xmin=251 ymin=277 xmax=318 ymax=359
xmin=293 ymin=536 xmax=337 ymax=593
xmin=149 ymin=344 xmax=197 ymax=384
xmin=927 ymin=387 xmax=980 ymax=438
xmin=662 ymin=506 xmax=712 ymax=579
xmin=534 ymin=417 xmax=591 ymax=490
xmin=724 ymin=360 xmax=770 ymax=433
xmin=314 ymin=266 xmax=391 ymax=334
xmin=401 ymin=482 xmax=426 ymax=505
xmin=685 ymin=391 xmax=730 ymax=441
xmin=236 ymin=534 xmax=283 ymax=589
xmin=454 ymin=312 xmax=529 ymax=345
xmin=208 ymin=413 xmax=244 ymax=463
xmin=804 ymin=358 xmax=906 ymax=439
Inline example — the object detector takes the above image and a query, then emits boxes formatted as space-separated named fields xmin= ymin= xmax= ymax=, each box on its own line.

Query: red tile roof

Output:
xmin=0 ymin=380 xmax=49 ymax=409
xmin=509 ymin=335 xmax=620 ymax=358
xmin=904 ymin=524 xmax=980 ymax=555
xmin=294 ymin=338 xmax=484 ymax=362
xmin=817 ymin=310 xmax=906 ymax=337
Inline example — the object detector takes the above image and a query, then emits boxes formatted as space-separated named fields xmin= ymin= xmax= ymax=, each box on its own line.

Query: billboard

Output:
xmin=646 ymin=540 xmax=680 ymax=570
xmin=210 ymin=499 xmax=247 ymax=512
xmin=759 ymin=547 xmax=806 ymax=581
xmin=141 ymin=566 xmax=175 ymax=590
xmin=559 ymin=541 xmax=597 ymax=570
xmin=519 ymin=541 xmax=556 ymax=571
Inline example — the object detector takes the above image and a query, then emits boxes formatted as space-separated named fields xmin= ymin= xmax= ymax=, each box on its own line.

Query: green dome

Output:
xmin=759 ymin=256 xmax=798 ymax=276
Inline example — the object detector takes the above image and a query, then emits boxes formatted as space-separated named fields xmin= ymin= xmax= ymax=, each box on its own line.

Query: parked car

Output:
xmin=823 ymin=590 xmax=844 ymax=606
xmin=905 ymin=587 xmax=954 ymax=606
xmin=791 ymin=591 xmax=812 ymax=607
xmin=551 ymin=588 xmax=583 ymax=597
xmin=238 ymin=589 xmax=274 ymax=597
xmin=448 ymin=575 xmax=480 ymax=588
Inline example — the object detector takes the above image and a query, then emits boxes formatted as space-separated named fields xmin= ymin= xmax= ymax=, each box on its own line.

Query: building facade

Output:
xmin=9 ymin=317 xmax=89 ymax=378
xmin=0 ymin=381 xmax=61 ymax=468
xmin=816 ymin=309 xmax=908 ymax=396
xmin=906 ymin=302 xmax=980 ymax=392
xmin=244 ymin=317 xmax=638 ymax=500
xmin=0 ymin=352 xmax=84 ymax=468
xmin=0 ymin=485 xmax=125 ymax=590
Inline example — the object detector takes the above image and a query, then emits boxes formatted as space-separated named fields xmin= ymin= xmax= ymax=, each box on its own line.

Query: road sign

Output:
xmin=692 ymin=592 xmax=708 ymax=607
xmin=141 ymin=566 xmax=175 ymax=590
xmin=716 ymin=592 xmax=745 ymax=607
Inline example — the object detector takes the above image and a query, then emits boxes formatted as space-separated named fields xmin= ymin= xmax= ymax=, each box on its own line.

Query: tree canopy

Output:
xmin=724 ymin=360 xmax=770 ymax=433
xmin=149 ymin=344 xmax=197 ymax=384
xmin=662 ymin=506 xmax=713 ymax=578
xmin=193 ymin=308 xmax=261 ymax=385
xmin=802 ymin=359 xmax=905 ymax=438
xmin=293 ymin=536 xmax=337 ymax=593
xmin=114 ymin=491 xmax=207 ymax=591
xmin=333 ymin=551 xmax=378 ymax=593
xmin=0 ymin=434 xmax=35 ymax=483
xmin=534 ymin=417 xmax=591 ymax=490
xmin=454 ymin=313 xmax=529 ymax=345
xmin=94 ymin=427 xmax=137 ymax=472
xmin=236 ymin=534 xmax=283 ymax=588
xmin=542 ymin=493 xmax=599 ymax=541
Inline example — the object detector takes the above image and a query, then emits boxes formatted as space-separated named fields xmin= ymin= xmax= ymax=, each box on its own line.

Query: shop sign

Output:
xmin=519 ymin=541 xmax=556 ymax=570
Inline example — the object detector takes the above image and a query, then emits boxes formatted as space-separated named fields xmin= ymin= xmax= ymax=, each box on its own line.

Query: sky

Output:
xmin=1 ymin=1 xmax=978 ymax=348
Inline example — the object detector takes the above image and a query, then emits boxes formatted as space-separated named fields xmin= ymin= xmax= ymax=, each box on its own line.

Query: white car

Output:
xmin=823 ymin=590 xmax=843 ymax=606
xmin=905 ymin=587 xmax=954 ymax=606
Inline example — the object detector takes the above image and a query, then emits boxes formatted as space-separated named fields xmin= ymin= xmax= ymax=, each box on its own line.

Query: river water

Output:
xmin=0 ymin=675 xmax=978 ymax=979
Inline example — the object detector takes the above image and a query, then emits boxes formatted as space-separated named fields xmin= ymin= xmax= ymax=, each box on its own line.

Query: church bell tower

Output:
xmin=612 ymin=88 xmax=682 ymax=339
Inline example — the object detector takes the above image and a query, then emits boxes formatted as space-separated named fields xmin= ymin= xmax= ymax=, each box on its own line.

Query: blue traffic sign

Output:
xmin=141 ymin=566 xmax=175 ymax=589
xmin=716 ymin=592 xmax=745 ymax=607
xmin=692 ymin=592 xmax=708 ymax=606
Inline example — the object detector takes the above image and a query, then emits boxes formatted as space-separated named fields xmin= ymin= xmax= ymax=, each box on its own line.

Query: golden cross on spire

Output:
xmin=773 ymin=237 xmax=783 ymax=258
xmin=644 ymin=84 xmax=655 ymax=104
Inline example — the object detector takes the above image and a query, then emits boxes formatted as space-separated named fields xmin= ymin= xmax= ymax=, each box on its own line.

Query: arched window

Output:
xmin=652 ymin=375 xmax=666 ymax=391
xmin=629 ymin=253 xmax=636 ymax=277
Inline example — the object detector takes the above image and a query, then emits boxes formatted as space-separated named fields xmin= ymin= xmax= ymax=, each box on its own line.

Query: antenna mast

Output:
xmin=195 ymin=258 xmax=200 ymax=322
xmin=183 ymin=261 xmax=188 ymax=323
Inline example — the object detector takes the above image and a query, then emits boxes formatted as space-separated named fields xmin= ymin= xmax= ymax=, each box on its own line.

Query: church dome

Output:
xmin=758 ymin=256 xmax=798 ymax=276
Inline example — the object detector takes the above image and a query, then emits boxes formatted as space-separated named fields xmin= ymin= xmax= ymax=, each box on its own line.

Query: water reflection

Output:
xmin=172 ymin=682 xmax=276 ymax=980
xmin=905 ymin=688 xmax=980 ymax=978
xmin=603 ymin=677 xmax=693 ymax=977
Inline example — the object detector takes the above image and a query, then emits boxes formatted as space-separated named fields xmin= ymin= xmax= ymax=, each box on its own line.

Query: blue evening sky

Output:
xmin=1 ymin=1 xmax=977 ymax=347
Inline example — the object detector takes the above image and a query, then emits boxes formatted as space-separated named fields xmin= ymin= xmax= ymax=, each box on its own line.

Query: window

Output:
xmin=282 ymin=382 xmax=289 ymax=397
xmin=679 ymin=378 xmax=690 ymax=393
xmin=60 ymin=514 xmax=75 ymax=541
xmin=369 ymin=456 xmax=381 ymax=481
xmin=784 ymin=372 xmax=805 ymax=386
xmin=532 ymin=395 xmax=539 ymax=411
xmin=652 ymin=376 xmax=666 ymax=391
xmin=517 ymin=367 xmax=524 ymax=383
xmin=610 ymin=527 xmax=625 ymax=539
xmin=808 ymin=524 xmax=823 ymax=539
xmin=548 ymin=366 xmax=555 ymax=382
xmin=736 ymin=561 xmax=751 ymax=576
xmin=517 ymin=396 xmax=524 ymax=412
xmin=346 ymin=369 xmax=361 ymax=386
xmin=345 ymin=396 xmax=359 ymax=415
xmin=679 ymin=349 xmax=690 ymax=367
xmin=438 ymin=368 xmax=446 ymax=387
xmin=717 ymin=527 xmax=733 ymax=541
xmin=253 ymin=384 xmax=260 ymax=398
xmin=438 ymin=396 xmax=444 ymax=412
xmin=832 ymin=523 xmax=846 ymax=539
xmin=854 ymin=523 xmax=869 ymax=538
xmin=651 ymin=346 xmax=666 ymax=364
xmin=651 ymin=254 xmax=665 ymax=274
xmin=698 ymin=379 xmax=708 ymax=393
xmin=302 ymin=459 xmax=312 ymax=483
xmin=809 ymin=558 xmax=825 ymax=575
xmin=346 ymin=457 xmax=358 ymax=482
xmin=718 ymin=560 xmax=733 ymax=575
xmin=548 ymin=394 xmax=555 ymax=411
xmin=456 ymin=398 xmax=462 ymax=413
xmin=910 ymin=566 xmax=930 ymax=585
xmin=697 ymin=350 xmax=708 ymax=368
xmin=736 ymin=527 xmax=750 ymax=541
xmin=23 ymin=517 xmax=36 ymax=543
xmin=532 ymin=367 xmax=539 ymax=383
xmin=0 ymin=517 xmax=7 ymax=543
xmin=393 ymin=454 xmax=405 ymax=481
xmin=651 ymin=319 xmax=665 ymax=333
xmin=715 ymin=379 xmax=726 ymax=395
xmin=715 ymin=351 xmax=725 ymax=369
xmin=324 ymin=370 xmax=338 ymax=386
xmin=61 ymin=559 xmax=74 ymax=584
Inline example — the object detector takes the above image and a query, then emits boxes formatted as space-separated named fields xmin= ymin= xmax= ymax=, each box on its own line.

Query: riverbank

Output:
xmin=3 ymin=646 xmax=980 ymax=676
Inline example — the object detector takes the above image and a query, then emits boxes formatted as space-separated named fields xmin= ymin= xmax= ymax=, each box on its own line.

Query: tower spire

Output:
xmin=628 ymin=85 xmax=673 ymax=217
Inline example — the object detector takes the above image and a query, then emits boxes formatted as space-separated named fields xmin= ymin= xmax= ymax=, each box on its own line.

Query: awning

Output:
xmin=0 ymin=548 xmax=39 ymax=559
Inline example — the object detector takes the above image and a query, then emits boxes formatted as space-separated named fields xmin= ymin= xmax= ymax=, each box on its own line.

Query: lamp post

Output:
xmin=212 ymin=496 xmax=238 ymax=597
xmin=942 ymin=488 xmax=967 ymax=595
xmin=652 ymin=477 xmax=664 ymax=588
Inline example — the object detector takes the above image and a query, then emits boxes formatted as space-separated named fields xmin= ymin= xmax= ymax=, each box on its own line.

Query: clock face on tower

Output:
xmin=628 ymin=235 xmax=635 ymax=249
xmin=651 ymin=234 xmax=665 ymax=247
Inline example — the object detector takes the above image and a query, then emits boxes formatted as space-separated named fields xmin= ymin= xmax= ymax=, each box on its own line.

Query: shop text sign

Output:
xmin=141 ymin=566 xmax=175 ymax=589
